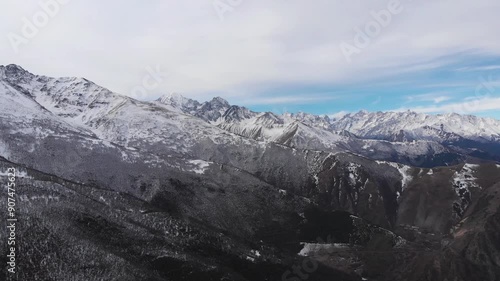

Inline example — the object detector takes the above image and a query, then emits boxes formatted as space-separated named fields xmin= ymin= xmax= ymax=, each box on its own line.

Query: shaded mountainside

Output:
xmin=0 ymin=64 xmax=500 ymax=280
xmin=397 ymin=182 xmax=500 ymax=281
xmin=0 ymin=157 xmax=397 ymax=281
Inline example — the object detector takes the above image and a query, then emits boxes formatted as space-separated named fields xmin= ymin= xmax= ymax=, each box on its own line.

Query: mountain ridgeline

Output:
xmin=158 ymin=92 xmax=500 ymax=167
xmin=0 ymin=64 xmax=499 ymax=281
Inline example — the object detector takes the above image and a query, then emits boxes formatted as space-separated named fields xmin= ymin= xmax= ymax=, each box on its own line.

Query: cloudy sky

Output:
xmin=1 ymin=0 xmax=500 ymax=118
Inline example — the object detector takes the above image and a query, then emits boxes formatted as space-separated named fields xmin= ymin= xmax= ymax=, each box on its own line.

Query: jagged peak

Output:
xmin=224 ymin=104 xmax=252 ymax=114
xmin=292 ymin=111 xmax=331 ymax=122
xmin=157 ymin=94 xmax=230 ymax=109
xmin=1 ymin=64 xmax=26 ymax=72
xmin=221 ymin=105 xmax=256 ymax=122
xmin=0 ymin=64 xmax=34 ymax=80
xmin=157 ymin=92 xmax=199 ymax=107
xmin=158 ymin=92 xmax=184 ymax=101
xmin=337 ymin=129 xmax=358 ymax=138
xmin=209 ymin=96 xmax=230 ymax=107
xmin=341 ymin=109 xmax=485 ymax=121
xmin=252 ymin=112 xmax=284 ymax=127
xmin=319 ymin=114 xmax=331 ymax=121
xmin=258 ymin=111 xmax=279 ymax=118
xmin=354 ymin=109 xmax=369 ymax=116
xmin=0 ymin=65 xmax=96 ymax=89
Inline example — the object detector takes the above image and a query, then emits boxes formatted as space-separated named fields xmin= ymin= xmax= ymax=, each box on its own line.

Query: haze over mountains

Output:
xmin=1 ymin=64 xmax=500 ymax=280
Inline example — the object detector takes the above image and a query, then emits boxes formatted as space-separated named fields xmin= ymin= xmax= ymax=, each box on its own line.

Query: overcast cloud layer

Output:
xmin=1 ymin=0 xmax=500 ymax=117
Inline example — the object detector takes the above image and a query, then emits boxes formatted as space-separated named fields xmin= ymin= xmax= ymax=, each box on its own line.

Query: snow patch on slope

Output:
xmin=298 ymin=243 xmax=350 ymax=256
xmin=347 ymin=163 xmax=362 ymax=186
xmin=0 ymin=140 xmax=10 ymax=159
xmin=451 ymin=163 xmax=479 ymax=217
xmin=187 ymin=160 xmax=211 ymax=174
xmin=376 ymin=161 xmax=413 ymax=192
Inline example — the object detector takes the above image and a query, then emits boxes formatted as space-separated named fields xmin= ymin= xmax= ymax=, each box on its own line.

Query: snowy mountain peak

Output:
xmin=256 ymin=112 xmax=284 ymax=125
xmin=221 ymin=105 xmax=256 ymax=122
xmin=156 ymin=94 xmax=231 ymax=122
xmin=158 ymin=92 xmax=184 ymax=102
xmin=355 ymin=109 xmax=369 ymax=116
xmin=2 ymin=65 xmax=500 ymax=163
xmin=195 ymin=97 xmax=231 ymax=122
xmin=1 ymin=64 xmax=28 ymax=73
xmin=333 ymin=110 xmax=500 ymax=141
xmin=0 ymin=64 xmax=35 ymax=81
xmin=157 ymin=92 xmax=200 ymax=110
xmin=288 ymin=112 xmax=332 ymax=130
xmin=209 ymin=96 xmax=230 ymax=108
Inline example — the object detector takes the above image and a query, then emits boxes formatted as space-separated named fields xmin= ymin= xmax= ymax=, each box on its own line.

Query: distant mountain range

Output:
xmin=158 ymin=90 xmax=500 ymax=167
xmin=1 ymin=64 xmax=499 ymax=281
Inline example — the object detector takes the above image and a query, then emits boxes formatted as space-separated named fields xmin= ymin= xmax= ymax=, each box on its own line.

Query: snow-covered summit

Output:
xmin=0 ymin=64 xmax=36 ymax=84
xmin=221 ymin=105 xmax=257 ymax=122
xmin=1 ymin=65 xmax=500 ymax=167
xmin=156 ymin=94 xmax=231 ymax=122
xmin=157 ymin=93 xmax=200 ymax=110
xmin=162 ymin=93 xmax=500 ymax=144
xmin=332 ymin=110 xmax=500 ymax=142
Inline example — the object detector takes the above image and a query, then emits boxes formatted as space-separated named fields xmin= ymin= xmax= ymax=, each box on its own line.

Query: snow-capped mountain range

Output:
xmin=2 ymin=64 xmax=500 ymax=281
xmin=157 ymin=91 xmax=500 ymax=166
xmin=158 ymin=91 xmax=500 ymax=142
xmin=2 ymin=64 xmax=500 ymax=168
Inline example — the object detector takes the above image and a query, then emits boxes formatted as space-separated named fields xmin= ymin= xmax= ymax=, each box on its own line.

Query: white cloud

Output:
xmin=406 ymin=92 xmax=452 ymax=104
xmin=239 ymin=94 xmax=338 ymax=105
xmin=329 ymin=111 xmax=350 ymax=119
xmin=456 ymin=65 xmax=500 ymax=71
xmin=396 ymin=97 xmax=500 ymax=115
xmin=1 ymin=0 xmax=500 ymax=104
